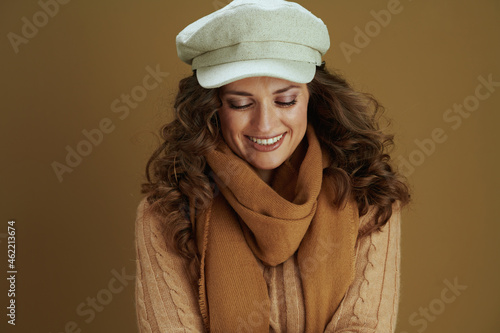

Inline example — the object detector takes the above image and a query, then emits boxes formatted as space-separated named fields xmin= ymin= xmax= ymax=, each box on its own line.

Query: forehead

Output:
xmin=221 ymin=76 xmax=306 ymax=94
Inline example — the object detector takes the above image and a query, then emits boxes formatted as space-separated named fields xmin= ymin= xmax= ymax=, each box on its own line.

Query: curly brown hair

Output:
xmin=141 ymin=63 xmax=410 ymax=284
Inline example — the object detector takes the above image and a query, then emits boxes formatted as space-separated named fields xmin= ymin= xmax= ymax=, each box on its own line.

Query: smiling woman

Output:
xmin=218 ymin=77 xmax=309 ymax=182
xmin=135 ymin=0 xmax=410 ymax=332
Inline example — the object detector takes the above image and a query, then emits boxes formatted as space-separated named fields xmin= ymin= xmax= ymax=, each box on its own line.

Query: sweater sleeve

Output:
xmin=324 ymin=205 xmax=402 ymax=333
xmin=134 ymin=198 xmax=205 ymax=333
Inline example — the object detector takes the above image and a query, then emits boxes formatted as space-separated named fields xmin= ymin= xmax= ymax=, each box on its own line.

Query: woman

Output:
xmin=135 ymin=0 xmax=410 ymax=332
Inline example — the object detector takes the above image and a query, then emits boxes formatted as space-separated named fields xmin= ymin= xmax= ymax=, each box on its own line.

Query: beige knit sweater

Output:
xmin=135 ymin=198 xmax=401 ymax=332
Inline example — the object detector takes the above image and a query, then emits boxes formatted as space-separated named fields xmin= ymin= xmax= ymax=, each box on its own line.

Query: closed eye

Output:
xmin=229 ymin=103 xmax=253 ymax=110
xmin=227 ymin=98 xmax=297 ymax=110
xmin=276 ymin=100 xmax=297 ymax=107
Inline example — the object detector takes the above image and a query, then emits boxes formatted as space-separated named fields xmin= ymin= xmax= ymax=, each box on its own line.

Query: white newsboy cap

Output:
xmin=176 ymin=0 xmax=330 ymax=88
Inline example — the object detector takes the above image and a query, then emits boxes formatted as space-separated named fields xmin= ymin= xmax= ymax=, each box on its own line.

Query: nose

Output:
xmin=252 ymin=101 xmax=279 ymax=133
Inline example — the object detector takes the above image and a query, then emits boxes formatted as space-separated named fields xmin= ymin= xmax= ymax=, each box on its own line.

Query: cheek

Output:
xmin=299 ymin=99 xmax=309 ymax=120
xmin=286 ymin=104 xmax=308 ymax=132
xmin=298 ymin=105 xmax=308 ymax=123
xmin=219 ymin=109 xmax=245 ymax=142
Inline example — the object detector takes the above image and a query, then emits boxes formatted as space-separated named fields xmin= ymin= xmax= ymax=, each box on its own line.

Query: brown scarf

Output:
xmin=196 ymin=125 xmax=359 ymax=332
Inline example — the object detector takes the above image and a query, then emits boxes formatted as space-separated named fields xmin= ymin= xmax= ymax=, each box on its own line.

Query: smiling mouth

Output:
xmin=247 ymin=133 xmax=285 ymax=146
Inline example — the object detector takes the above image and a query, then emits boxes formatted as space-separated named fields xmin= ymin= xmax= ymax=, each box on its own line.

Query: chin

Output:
xmin=250 ymin=157 xmax=285 ymax=171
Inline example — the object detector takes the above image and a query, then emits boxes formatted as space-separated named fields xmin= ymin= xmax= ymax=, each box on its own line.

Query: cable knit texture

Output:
xmin=135 ymin=198 xmax=401 ymax=332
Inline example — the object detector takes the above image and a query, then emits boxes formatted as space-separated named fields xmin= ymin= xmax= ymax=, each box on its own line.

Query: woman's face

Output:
xmin=218 ymin=76 xmax=309 ymax=175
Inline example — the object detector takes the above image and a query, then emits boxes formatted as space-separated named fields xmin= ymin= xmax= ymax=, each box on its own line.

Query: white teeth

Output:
xmin=249 ymin=133 xmax=284 ymax=146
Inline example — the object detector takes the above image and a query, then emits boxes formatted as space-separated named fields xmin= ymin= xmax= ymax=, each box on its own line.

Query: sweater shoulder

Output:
xmin=358 ymin=202 xmax=402 ymax=233
xmin=134 ymin=197 xmax=204 ymax=332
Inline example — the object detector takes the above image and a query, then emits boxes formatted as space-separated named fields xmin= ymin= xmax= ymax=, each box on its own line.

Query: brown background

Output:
xmin=1 ymin=0 xmax=499 ymax=332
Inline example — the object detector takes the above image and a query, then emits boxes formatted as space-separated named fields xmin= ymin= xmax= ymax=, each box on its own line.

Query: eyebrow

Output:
xmin=222 ymin=85 xmax=300 ymax=96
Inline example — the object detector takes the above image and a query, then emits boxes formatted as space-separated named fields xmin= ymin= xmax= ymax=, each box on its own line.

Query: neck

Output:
xmin=254 ymin=168 xmax=275 ymax=184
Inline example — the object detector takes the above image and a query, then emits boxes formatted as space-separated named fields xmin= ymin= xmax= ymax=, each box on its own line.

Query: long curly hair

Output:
xmin=141 ymin=63 xmax=410 ymax=284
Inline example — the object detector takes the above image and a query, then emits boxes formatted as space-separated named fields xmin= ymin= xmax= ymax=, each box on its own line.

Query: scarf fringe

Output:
xmin=197 ymin=202 xmax=212 ymax=332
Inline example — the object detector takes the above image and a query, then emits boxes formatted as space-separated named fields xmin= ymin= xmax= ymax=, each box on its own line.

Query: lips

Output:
xmin=247 ymin=133 xmax=284 ymax=146
xmin=245 ymin=132 xmax=286 ymax=152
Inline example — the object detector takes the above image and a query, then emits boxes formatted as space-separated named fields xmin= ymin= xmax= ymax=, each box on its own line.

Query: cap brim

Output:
xmin=196 ymin=59 xmax=317 ymax=89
